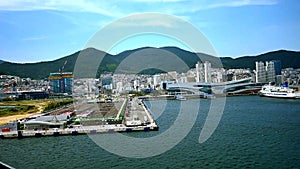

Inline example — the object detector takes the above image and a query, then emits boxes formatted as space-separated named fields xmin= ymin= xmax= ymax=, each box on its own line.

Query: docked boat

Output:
xmin=259 ymin=83 xmax=300 ymax=99
xmin=175 ymin=95 xmax=187 ymax=101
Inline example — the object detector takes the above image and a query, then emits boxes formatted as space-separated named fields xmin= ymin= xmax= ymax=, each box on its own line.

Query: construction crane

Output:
xmin=48 ymin=60 xmax=71 ymax=80
xmin=59 ymin=60 xmax=68 ymax=74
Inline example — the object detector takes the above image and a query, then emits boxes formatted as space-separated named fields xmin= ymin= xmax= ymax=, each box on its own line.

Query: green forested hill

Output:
xmin=0 ymin=47 xmax=299 ymax=79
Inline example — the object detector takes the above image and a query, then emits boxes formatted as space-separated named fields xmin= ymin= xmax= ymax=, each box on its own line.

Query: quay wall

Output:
xmin=0 ymin=124 xmax=158 ymax=139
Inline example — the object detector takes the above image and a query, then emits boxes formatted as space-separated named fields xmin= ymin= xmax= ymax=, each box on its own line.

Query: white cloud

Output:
xmin=160 ymin=0 xmax=278 ymax=14
xmin=0 ymin=0 xmax=279 ymax=33
xmin=113 ymin=19 xmax=174 ymax=28
xmin=109 ymin=13 xmax=186 ymax=28
xmin=0 ymin=0 xmax=278 ymax=14
xmin=205 ymin=0 xmax=278 ymax=9
xmin=0 ymin=0 xmax=124 ymax=18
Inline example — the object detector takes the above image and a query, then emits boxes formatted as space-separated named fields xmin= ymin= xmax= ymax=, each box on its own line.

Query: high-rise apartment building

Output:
xmin=272 ymin=60 xmax=282 ymax=75
xmin=255 ymin=60 xmax=279 ymax=83
xmin=195 ymin=61 xmax=211 ymax=83
xmin=255 ymin=61 xmax=266 ymax=83
xmin=49 ymin=72 xmax=73 ymax=94
xmin=266 ymin=61 xmax=275 ymax=83
xmin=204 ymin=61 xmax=212 ymax=83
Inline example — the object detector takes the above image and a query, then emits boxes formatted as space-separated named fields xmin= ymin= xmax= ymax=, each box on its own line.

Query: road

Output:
xmin=125 ymin=97 xmax=151 ymax=124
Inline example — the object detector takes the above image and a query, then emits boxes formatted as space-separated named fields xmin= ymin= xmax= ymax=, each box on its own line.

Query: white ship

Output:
xmin=259 ymin=83 xmax=300 ymax=99
xmin=175 ymin=95 xmax=187 ymax=101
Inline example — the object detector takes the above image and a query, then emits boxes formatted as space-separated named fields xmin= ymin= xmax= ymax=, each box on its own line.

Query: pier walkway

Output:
xmin=0 ymin=97 xmax=158 ymax=139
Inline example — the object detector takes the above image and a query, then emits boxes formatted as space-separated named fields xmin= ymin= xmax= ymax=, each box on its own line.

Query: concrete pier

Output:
xmin=0 ymin=97 xmax=158 ymax=139
xmin=0 ymin=123 xmax=158 ymax=139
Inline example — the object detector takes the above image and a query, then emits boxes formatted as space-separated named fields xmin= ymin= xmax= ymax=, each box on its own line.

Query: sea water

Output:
xmin=0 ymin=96 xmax=299 ymax=169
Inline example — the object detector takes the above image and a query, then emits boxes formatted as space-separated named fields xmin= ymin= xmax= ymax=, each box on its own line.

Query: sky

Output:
xmin=0 ymin=0 xmax=299 ymax=63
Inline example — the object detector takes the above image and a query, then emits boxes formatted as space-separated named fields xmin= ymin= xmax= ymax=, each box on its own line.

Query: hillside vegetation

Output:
xmin=0 ymin=47 xmax=299 ymax=79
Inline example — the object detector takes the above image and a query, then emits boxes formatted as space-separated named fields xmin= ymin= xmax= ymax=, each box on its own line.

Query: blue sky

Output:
xmin=0 ymin=0 xmax=299 ymax=63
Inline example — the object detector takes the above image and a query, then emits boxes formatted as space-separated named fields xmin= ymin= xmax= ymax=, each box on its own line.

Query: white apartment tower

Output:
xmin=255 ymin=61 xmax=266 ymax=83
xmin=196 ymin=62 xmax=200 ymax=82
xmin=204 ymin=61 xmax=212 ymax=83
xmin=255 ymin=61 xmax=276 ymax=83
xmin=266 ymin=61 xmax=275 ymax=83
xmin=153 ymin=74 xmax=161 ymax=88
xmin=195 ymin=61 xmax=207 ymax=82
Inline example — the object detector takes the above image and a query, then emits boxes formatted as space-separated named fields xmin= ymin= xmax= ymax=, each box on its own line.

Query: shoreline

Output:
xmin=0 ymin=124 xmax=159 ymax=139
xmin=0 ymin=98 xmax=159 ymax=139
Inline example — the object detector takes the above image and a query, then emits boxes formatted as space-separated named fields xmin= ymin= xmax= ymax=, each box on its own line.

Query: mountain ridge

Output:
xmin=0 ymin=47 xmax=299 ymax=79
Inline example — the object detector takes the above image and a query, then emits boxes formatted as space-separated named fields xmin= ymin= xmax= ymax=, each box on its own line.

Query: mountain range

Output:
xmin=0 ymin=47 xmax=299 ymax=79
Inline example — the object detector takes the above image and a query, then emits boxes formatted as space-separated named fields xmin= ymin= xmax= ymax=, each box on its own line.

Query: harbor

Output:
xmin=1 ymin=3 xmax=299 ymax=168
xmin=0 ymin=123 xmax=158 ymax=139
xmin=1 ymin=96 xmax=299 ymax=168
xmin=0 ymin=97 xmax=159 ymax=139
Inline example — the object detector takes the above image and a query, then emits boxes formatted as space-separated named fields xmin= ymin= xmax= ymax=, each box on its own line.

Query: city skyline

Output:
xmin=0 ymin=0 xmax=300 ymax=63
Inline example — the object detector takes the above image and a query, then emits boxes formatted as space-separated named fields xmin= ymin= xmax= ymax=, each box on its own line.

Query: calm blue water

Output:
xmin=0 ymin=96 xmax=299 ymax=169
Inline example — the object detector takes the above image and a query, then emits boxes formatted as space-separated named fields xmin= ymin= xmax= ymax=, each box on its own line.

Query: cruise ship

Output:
xmin=259 ymin=83 xmax=300 ymax=99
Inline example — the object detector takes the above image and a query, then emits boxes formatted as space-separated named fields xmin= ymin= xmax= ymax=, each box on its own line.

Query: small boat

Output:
xmin=176 ymin=95 xmax=187 ymax=101
xmin=259 ymin=82 xmax=300 ymax=99
xmin=204 ymin=93 xmax=216 ymax=99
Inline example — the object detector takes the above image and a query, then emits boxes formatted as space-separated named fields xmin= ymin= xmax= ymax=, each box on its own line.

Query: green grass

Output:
xmin=0 ymin=105 xmax=35 ymax=117
xmin=43 ymin=99 xmax=73 ymax=112
xmin=0 ymin=99 xmax=73 ymax=118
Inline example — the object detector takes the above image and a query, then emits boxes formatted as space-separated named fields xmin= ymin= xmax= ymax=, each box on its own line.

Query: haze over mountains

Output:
xmin=0 ymin=47 xmax=299 ymax=79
